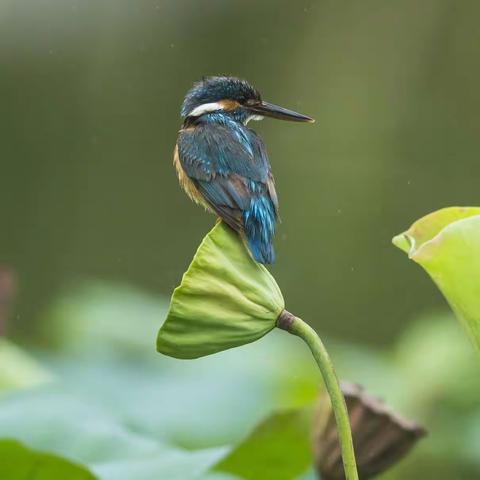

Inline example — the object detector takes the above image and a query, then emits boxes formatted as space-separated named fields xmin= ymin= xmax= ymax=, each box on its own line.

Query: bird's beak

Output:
xmin=249 ymin=101 xmax=314 ymax=123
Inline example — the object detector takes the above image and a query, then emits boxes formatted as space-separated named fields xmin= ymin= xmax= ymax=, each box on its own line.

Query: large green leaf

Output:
xmin=0 ymin=439 xmax=96 ymax=479
xmin=93 ymin=447 xmax=228 ymax=480
xmin=5 ymin=280 xmax=477 ymax=479
xmin=0 ymin=333 xmax=317 ymax=479
xmin=1 ymin=305 xmax=478 ymax=479
xmin=393 ymin=207 xmax=480 ymax=351
xmin=213 ymin=408 xmax=314 ymax=480
xmin=157 ymin=222 xmax=284 ymax=359
xmin=0 ymin=388 xmax=165 ymax=465
xmin=0 ymin=387 xmax=228 ymax=480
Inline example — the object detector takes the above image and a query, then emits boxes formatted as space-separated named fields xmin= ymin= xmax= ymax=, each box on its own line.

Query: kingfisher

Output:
xmin=174 ymin=76 xmax=314 ymax=264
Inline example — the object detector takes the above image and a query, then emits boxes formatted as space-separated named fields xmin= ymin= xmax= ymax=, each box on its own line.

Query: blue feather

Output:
xmin=243 ymin=194 xmax=276 ymax=264
xmin=177 ymin=109 xmax=278 ymax=264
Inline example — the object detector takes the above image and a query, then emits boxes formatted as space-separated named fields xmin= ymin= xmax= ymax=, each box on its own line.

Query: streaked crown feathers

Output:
xmin=181 ymin=76 xmax=261 ymax=118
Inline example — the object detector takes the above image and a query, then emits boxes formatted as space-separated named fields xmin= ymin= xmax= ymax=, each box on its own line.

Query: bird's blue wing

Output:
xmin=177 ymin=122 xmax=276 ymax=223
xmin=177 ymin=122 xmax=269 ymax=182
xmin=177 ymin=121 xmax=278 ymax=263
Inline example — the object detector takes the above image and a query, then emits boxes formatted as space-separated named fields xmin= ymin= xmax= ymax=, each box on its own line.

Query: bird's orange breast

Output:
xmin=173 ymin=144 xmax=212 ymax=212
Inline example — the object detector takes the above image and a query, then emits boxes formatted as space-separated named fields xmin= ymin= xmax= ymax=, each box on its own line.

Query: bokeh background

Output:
xmin=1 ymin=1 xmax=480 ymax=479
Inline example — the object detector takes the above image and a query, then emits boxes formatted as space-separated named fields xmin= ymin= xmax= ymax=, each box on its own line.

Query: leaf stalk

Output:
xmin=277 ymin=311 xmax=359 ymax=480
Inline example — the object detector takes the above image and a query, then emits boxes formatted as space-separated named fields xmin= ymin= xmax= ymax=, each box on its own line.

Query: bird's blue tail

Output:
xmin=243 ymin=197 xmax=276 ymax=264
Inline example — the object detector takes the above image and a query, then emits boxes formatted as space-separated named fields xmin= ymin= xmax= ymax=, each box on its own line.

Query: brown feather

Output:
xmin=173 ymin=144 xmax=212 ymax=212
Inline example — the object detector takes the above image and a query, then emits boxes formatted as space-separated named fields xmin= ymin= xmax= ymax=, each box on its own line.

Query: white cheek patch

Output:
xmin=245 ymin=115 xmax=264 ymax=125
xmin=188 ymin=102 xmax=224 ymax=117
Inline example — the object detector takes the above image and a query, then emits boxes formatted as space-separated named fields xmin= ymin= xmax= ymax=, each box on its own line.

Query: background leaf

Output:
xmin=93 ymin=447 xmax=228 ymax=480
xmin=0 ymin=439 xmax=96 ymax=480
xmin=214 ymin=408 xmax=314 ymax=480
xmin=1 ymin=282 xmax=479 ymax=479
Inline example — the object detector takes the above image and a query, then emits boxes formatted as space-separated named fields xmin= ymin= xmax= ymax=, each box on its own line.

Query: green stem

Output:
xmin=277 ymin=311 xmax=358 ymax=480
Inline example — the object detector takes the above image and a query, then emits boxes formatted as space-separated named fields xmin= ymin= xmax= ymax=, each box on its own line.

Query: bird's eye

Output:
xmin=244 ymin=98 xmax=259 ymax=106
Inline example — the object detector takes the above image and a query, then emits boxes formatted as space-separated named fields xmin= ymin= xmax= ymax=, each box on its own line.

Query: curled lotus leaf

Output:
xmin=157 ymin=222 xmax=284 ymax=359
xmin=393 ymin=207 xmax=480 ymax=351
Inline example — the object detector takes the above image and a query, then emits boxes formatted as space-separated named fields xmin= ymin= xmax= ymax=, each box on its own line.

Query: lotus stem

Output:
xmin=277 ymin=310 xmax=359 ymax=480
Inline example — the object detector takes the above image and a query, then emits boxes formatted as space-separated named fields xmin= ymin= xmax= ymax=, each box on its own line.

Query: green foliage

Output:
xmin=157 ymin=223 xmax=284 ymax=359
xmin=93 ymin=446 xmax=228 ymax=480
xmin=0 ymin=282 xmax=479 ymax=479
xmin=393 ymin=207 xmax=480 ymax=351
xmin=214 ymin=408 xmax=314 ymax=480
xmin=0 ymin=439 xmax=95 ymax=480
xmin=0 ymin=385 xmax=229 ymax=479
xmin=0 ymin=282 xmax=316 ymax=479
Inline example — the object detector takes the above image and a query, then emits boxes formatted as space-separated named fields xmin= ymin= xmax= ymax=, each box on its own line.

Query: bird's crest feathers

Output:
xmin=181 ymin=76 xmax=261 ymax=118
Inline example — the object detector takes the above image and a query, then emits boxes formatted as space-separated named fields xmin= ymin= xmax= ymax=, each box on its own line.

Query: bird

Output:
xmin=174 ymin=76 xmax=314 ymax=264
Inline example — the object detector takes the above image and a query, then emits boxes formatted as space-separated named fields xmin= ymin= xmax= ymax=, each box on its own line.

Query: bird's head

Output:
xmin=181 ymin=76 xmax=314 ymax=125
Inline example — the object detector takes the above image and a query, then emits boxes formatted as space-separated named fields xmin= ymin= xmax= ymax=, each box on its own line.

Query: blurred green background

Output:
xmin=3 ymin=0 xmax=480 ymax=342
xmin=1 ymin=1 xmax=480 ymax=479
